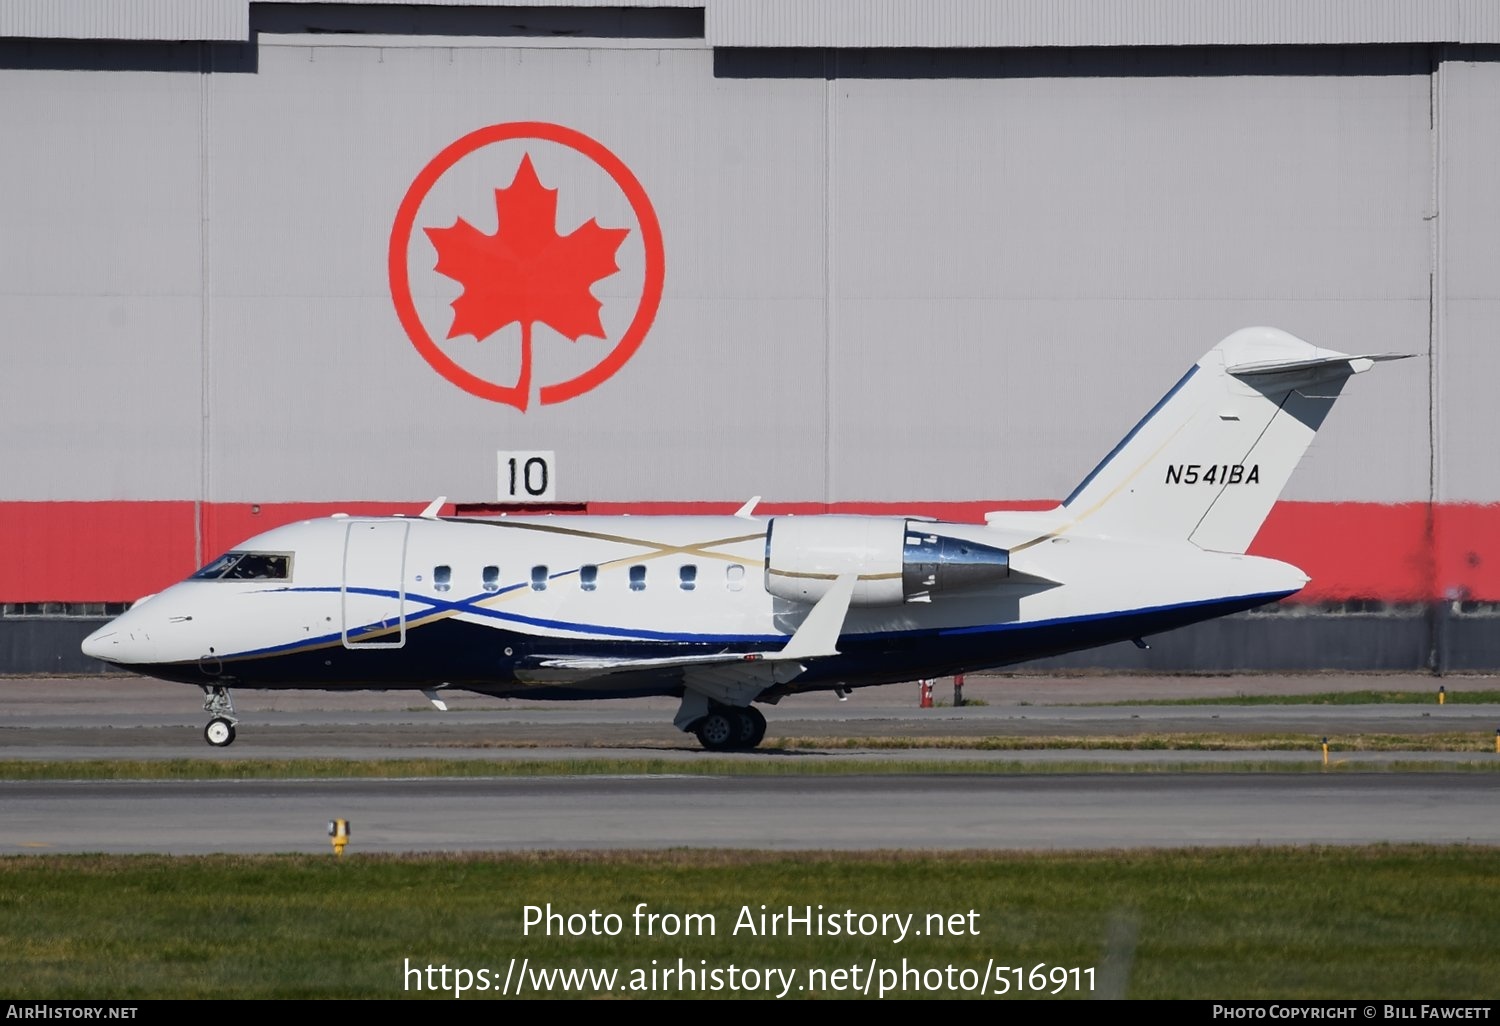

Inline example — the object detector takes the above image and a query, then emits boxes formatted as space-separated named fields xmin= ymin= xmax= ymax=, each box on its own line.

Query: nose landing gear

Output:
xmin=201 ymin=685 xmax=238 ymax=747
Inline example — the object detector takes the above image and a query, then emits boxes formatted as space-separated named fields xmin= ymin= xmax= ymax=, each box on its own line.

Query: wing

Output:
xmin=515 ymin=573 xmax=858 ymax=710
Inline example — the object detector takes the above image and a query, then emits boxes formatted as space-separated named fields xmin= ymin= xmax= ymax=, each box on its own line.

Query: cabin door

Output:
xmin=341 ymin=520 xmax=410 ymax=648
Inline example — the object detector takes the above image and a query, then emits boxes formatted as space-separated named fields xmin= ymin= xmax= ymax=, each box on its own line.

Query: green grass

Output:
xmin=778 ymin=732 xmax=1497 ymax=752
xmin=1 ymin=847 xmax=1497 ymax=999
xmin=1092 ymin=690 xmax=1500 ymax=706
xmin=1 ymin=752 xmax=1498 ymax=781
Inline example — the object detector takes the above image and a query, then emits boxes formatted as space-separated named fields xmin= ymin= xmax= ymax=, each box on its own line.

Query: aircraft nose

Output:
xmin=80 ymin=625 xmax=114 ymax=661
xmin=81 ymin=622 xmax=158 ymax=665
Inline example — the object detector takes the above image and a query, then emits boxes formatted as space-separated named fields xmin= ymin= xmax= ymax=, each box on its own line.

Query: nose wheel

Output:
xmin=200 ymin=685 xmax=239 ymax=747
xmin=204 ymin=717 xmax=236 ymax=747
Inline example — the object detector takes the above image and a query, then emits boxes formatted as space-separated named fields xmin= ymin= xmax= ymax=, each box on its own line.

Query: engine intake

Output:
xmin=764 ymin=516 xmax=1011 ymax=606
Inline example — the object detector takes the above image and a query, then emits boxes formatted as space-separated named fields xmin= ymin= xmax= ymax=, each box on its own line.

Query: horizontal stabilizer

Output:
xmin=1227 ymin=352 xmax=1412 ymax=378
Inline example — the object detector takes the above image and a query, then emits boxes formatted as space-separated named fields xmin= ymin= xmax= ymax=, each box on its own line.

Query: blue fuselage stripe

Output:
xmin=223 ymin=586 xmax=1293 ymax=660
xmin=120 ymin=588 xmax=1295 ymax=693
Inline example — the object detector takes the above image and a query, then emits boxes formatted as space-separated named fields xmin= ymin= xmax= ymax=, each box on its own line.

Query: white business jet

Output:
xmin=82 ymin=328 xmax=1404 ymax=750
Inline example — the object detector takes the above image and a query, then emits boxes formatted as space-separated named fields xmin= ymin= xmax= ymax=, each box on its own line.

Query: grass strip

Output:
xmin=0 ymin=755 xmax=1496 ymax=781
xmin=776 ymin=731 xmax=1496 ymax=752
xmin=1086 ymin=690 xmax=1500 ymax=706
xmin=1 ymin=846 xmax=1497 ymax=999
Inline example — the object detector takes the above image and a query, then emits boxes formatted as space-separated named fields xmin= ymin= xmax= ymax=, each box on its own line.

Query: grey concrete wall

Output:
xmin=1436 ymin=46 xmax=1500 ymax=503
xmin=1022 ymin=613 xmax=1436 ymax=672
xmin=0 ymin=620 xmax=115 ymax=675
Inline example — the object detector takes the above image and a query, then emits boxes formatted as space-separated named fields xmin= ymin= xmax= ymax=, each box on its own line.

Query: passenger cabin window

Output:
xmin=580 ymin=565 xmax=598 ymax=592
xmin=433 ymin=565 xmax=452 ymax=592
xmin=726 ymin=564 xmax=745 ymax=591
xmin=629 ymin=565 xmax=647 ymax=592
xmin=482 ymin=566 xmax=499 ymax=592
xmin=531 ymin=566 xmax=548 ymax=591
xmin=679 ymin=565 xmax=697 ymax=591
xmin=191 ymin=552 xmax=291 ymax=581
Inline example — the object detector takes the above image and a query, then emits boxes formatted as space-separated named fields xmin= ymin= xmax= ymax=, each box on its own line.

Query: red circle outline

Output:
xmin=389 ymin=122 xmax=665 ymax=408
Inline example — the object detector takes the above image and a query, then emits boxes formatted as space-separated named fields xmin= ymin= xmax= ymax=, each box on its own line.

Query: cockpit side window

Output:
xmin=191 ymin=552 xmax=292 ymax=581
xmin=191 ymin=554 xmax=241 ymax=580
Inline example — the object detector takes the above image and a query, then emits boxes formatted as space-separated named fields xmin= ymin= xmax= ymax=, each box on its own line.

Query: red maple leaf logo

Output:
xmin=424 ymin=153 xmax=630 ymax=410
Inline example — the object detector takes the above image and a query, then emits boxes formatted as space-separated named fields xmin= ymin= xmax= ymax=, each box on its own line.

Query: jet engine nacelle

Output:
xmin=764 ymin=515 xmax=1012 ymax=606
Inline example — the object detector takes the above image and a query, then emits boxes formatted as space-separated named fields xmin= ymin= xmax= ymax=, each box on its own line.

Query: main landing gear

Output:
xmin=201 ymin=685 xmax=239 ymax=747
xmin=692 ymin=704 xmax=768 ymax=752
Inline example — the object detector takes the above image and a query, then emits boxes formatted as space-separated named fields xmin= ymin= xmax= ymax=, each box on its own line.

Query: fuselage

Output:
xmin=82 ymin=511 xmax=1307 ymax=699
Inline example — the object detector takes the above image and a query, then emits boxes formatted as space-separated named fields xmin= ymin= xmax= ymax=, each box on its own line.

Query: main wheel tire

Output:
xmin=204 ymin=717 xmax=236 ymax=747
xmin=693 ymin=709 xmax=741 ymax=751
xmin=737 ymin=706 xmax=768 ymax=749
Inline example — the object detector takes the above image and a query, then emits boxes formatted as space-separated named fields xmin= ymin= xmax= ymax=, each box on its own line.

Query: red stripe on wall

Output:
xmin=3 ymin=500 xmax=1496 ymax=604
xmin=584 ymin=500 xmax=1058 ymax=520
xmin=1432 ymin=503 xmax=1500 ymax=605
xmin=199 ymin=502 xmax=430 ymax=567
xmin=4 ymin=501 xmax=200 ymax=602
xmin=1246 ymin=502 xmax=1434 ymax=603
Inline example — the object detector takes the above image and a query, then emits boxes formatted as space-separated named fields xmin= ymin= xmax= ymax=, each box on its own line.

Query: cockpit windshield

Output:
xmin=190 ymin=552 xmax=292 ymax=581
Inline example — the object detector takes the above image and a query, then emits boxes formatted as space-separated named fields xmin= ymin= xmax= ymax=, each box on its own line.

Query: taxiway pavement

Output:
xmin=3 ymin=674 xmax=1496 ymax=853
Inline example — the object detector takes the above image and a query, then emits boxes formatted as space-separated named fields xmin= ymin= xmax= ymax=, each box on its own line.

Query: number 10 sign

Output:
xmin=498 ymin=451 xmax=557 ymax=503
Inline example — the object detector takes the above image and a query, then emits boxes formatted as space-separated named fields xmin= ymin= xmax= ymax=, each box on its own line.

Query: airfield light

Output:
xmin=328 ymin=818 xmax=351 ymax=857
xmin=1439 ymin=685 xmax=1446 ymax=706
xmin=1320 ymin=737 xmax=1329 ymax=767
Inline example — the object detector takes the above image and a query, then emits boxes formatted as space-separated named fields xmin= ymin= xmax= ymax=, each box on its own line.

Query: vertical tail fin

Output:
xmin=1059 ymin=327 xmax=1406 ymax=553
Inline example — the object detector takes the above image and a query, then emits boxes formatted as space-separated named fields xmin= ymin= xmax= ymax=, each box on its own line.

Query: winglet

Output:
xmin=419 ymin=496 xmax=448 ymax=520
xmin=777 ymin=573 xmax=855 ymax=661
xmin=734 ymin=495 xmax=762 ymax=519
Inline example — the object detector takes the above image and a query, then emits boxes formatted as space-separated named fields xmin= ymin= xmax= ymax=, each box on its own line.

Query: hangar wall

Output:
xmin=2 ymin=5 xmax=1497 ymax=671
